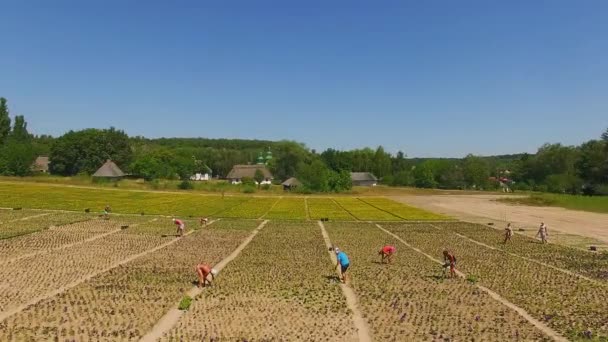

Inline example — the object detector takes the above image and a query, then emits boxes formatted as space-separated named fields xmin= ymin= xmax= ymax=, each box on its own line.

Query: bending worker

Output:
xmin=379 ymin=245 xmax=396 ymax=264
xmin=173 ymin=218 xmax=185 ymax=237
xmin=334 ymin=247 xmax=350 ymax=284
xmin=443 ymin=250 xmax=457 ymax=278
xmin=195 ymin=263 xmax=216 ymax=287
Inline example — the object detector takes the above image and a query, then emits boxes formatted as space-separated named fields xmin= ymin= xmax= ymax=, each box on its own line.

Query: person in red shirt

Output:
xmin=379 ymin=245 xmax=396 ymax=264
xmin=195 ymin=263 xmax=216 ymax=287
xmin=173 ymin=218 xmax=185 ymax=237
xmin=443 ymin=250 xmax=457 ymax=278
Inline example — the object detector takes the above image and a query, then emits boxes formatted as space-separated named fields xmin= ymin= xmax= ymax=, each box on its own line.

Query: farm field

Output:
xmin=324 ymin=221 xmax=550 ymax=341
xmin=262 ymin=197 xmax=308 ymax=220
xmin=216 ymin=197 xmax=279 ymax=218
xmin=163 ymin=221 xmax=356 ymax=341
xmin=0 ymin=182 xmax=444 ymax=221
xmin=382 ymin=222 xmax=608 ymax=340
xmin=307 ymin=197 xmax=355 ymax=220
xmin=334 ymin=197 xmax=400 ymax=221
xmin=0 ymin=220 xmax=258 ymax=341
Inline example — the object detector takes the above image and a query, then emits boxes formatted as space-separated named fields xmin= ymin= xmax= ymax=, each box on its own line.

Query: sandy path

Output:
xmin=140 ymin=220 xmax=268 ymax=342
xmin=318 ymin=221 xmax=372 ymax=342
xmin=0 ymin=218 xmax=203 ymax=323
xmin=7 ymin=212 xmax=51 ymax=222
xmin=376 ymin=223 xmax=567 ymax=342
xmin=395 ymin=195 xmax=608 ymax=244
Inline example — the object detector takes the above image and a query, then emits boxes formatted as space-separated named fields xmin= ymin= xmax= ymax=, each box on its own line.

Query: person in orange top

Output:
xmin=195 ymin=263 xmax=216 ymax=287
xmin=443 ymin=250 xmax=457 ymax=278
xmin=379 ymin=245 xmax=396 ymax=264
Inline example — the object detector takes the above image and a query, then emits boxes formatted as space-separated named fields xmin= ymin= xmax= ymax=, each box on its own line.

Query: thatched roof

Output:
xmin=281 ymin=177 xmax=301 ymax=186
xmin=32 ymin=156 xmax=49 ymax=172
xmin=350 ymin=172 xmax=377 ymax=182
xmin=226 ymin=165 xmax=273 ymax=179
xmin=93 ymin=160 xmax=125 ymax=178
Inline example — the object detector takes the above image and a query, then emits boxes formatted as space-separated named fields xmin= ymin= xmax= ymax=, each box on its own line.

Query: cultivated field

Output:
xmin=0 ymin=184 xmax=605 ymax=341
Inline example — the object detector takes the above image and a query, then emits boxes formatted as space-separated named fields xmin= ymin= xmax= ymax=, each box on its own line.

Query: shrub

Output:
xmin=178 ymin=180 xmax=194 ymax=190
xmin=242 ymin=186 xmax=256 ymax=194
xmin=261 ymin=184 xmax=271 ymax=191
xmin=178 ymin=295 xmax=193 ymax=310
xmin=241 ymin=177 xmax=255 ymax=186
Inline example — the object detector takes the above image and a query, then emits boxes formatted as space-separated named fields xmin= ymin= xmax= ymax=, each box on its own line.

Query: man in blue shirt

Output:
xmin=334 ymin=247 xmax=350 ymax=284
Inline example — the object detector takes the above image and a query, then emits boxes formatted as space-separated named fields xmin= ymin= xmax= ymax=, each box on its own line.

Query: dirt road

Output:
xmin=394 ymin=194 xmax=608 ymax=246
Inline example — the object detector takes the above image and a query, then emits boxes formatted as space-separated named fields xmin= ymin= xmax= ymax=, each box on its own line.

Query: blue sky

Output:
xmin=1 ymin=1 xmax=607 ymax=157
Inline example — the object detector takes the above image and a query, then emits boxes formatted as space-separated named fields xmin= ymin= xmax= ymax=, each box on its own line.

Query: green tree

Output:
xmin=297 ymin=159 xmax=329 ymax=192
xmin=268 ymin=141 xmax=310 ymax=180
xmin=10 ymin=115 xmax=32 ymax=142
xmin=50 ymin=127 xmax=132 ymax=176
xmin=0 ymin=98 xmax=12 ymax=144
xmin=463 ymin=154 xmax=490 ymax=189
xmin=413 ymin=162 xmax=437 ymax=188
xmin=372 ymin=146 xmax=392 ymax=179
xmin=0 ymin=139 xmax=36 ymax=176
xmin=328 ymin=169 xmax=352 ymax=192
xmin=254 ymin=169 xmax=265 ymax=188
xmin=576 ymin=140 xmax=606 ymax=185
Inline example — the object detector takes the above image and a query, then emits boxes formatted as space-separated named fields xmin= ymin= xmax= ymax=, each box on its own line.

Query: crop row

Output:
xmin=0 ymin=210 xmax=92 ymax=239
xmin=333 ymin=197 xmax=400 ymax=221
xmin=307 ymin=198 xmax=355 ymax=220
xmin=216 ymin=197 xmax=279 ymax=219
xmin=383 ymin=223 xmax=608 ymax=340
xmin=325 ymin=222 xmax=550 ymax=341
xmin=0 ymin=220 xmax=258 ymax=341
xmin=262 ymin=197 xmax=308 ymax=220
xmin=437 ymin=221 xmax=608 ymax=282
xmin=162 ymin=221 xmax=356 ymax=341
xmin=359 ymin=197 xmax=449 ymax=220
xmin=0 ymin=220 xmax=191 ymax=315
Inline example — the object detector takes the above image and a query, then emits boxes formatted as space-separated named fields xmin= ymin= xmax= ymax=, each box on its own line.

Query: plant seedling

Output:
xmin=178 ymin=295 xmax=193 ymax=310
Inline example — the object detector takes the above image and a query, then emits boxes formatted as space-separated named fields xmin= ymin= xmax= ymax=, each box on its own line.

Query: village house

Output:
xmin=31 ymin=156 xmax=50 ymax=173
xmin=350 ymin=172 xmax=378 ymax=186
xmin=92 ymin=160 xmax=125 ymax=179
xmin=226 ymin=165 xmax=273 ymax=185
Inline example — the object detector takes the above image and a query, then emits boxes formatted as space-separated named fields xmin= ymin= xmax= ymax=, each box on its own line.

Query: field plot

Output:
xmin=383 ymin=223 xmax=608 ymax=340
xmin=0 ymin=209 xmax=46 ymax=223
xmin=334 ymin=197 xmax=399 ymax=221
xmin=0 ymin=220 xmax=257 ymax=341
xmin=440 ymin=221 xmax=608 ymax=282
xmin=325 ymin=222 xmax=549 ymax=341
xmin=0 ymin=210 xmax=92 ymax=239
xmin=307 ymin=198 xmax=355 ymax=220
xmin=163 ymin=221 xmax=356 ymax=341
xmin=216 ymin=197 xmax=279 ymax=218
xmin=360 ymin=197 xmax=449 ymax=220
xmin=262 ymin=197 xmax=308 ymax=220
xmin=0 ymin=216 xmax=150 ymax=263
xmin=0 ymin=220 xmax=186 ymax=315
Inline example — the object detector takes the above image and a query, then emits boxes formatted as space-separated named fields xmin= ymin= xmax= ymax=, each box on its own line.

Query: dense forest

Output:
xmin=1 ymin=97 xmax=607 ymax=194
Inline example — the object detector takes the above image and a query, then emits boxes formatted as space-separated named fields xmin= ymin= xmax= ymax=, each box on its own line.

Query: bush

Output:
xmin=178 ymin=180 xmax=194 ymax=190
xmin=242 ymin=185 xmax=256 ymax=194
xmin=241 ymin=177 xmax=255 ymax=186
xmin=178 ymin=295 xmax=193 ymax=310
xmin=261 ymin=184 xmax=271 ymax=191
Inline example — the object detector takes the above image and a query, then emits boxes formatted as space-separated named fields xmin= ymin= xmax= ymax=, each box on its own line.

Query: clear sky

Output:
xmin=1 ymin=1 xmax=607 ymax=157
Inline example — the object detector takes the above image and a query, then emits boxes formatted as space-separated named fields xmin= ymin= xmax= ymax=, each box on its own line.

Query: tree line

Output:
xmin=1 ymin=97 xmax=607 ymax=194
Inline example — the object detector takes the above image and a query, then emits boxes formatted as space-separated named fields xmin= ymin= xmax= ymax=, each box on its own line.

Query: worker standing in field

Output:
xmin=195 ymin=263 xmax=217 ymax=287
xmin=103 ymin=204 xmax=111 ymax=220
xmin=200 ymin=217 xmax=209 ymax=227
xmin=334 ymin=247 xmax=350 ymax=284
xmin=379 ymin=245 xmax=396 ymax=264
xmin=503 ymin=223 xmax=514 ymax=244
xmin=536 ymin=222 xmax=548 ymax=244
xmin=443 ymin=250 xmax=457 ymax=278
xmin=173 ymin=218 xmax=185 ymax=237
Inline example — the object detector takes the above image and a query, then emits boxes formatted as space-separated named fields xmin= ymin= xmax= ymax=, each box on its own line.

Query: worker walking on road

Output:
xmin=443 ymin=250 xmax=457 ymax=278
xmin=379 ymin=245 xmax=396 ymax=264
xmin=195 ymin=263 xmax=217 ymax=287
xmin=173 ymin=218 xmax=185 ymax=237
xmin=333 ymin=247 xmax=350 ymax=284
xmin=503 ymin=223 xmax=514 ymax=244
xmin=536 ymin=222 xmax=548 ymax=244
